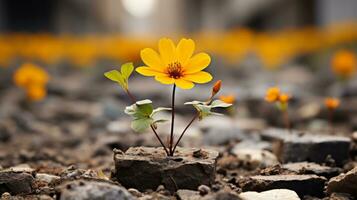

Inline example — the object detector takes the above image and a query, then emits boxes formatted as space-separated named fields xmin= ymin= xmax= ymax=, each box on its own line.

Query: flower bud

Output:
xmin=212 ymin=80 xmax=222 ymax=96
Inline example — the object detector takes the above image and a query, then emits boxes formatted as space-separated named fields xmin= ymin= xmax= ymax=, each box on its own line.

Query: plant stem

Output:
xmin=126 ymin=89 xmax=136 ymax=102
xmin=125 ymin=89 xmax=169 ymax=155
xmin=172 ymin=113 xmax=198 ymax=153
xmin=150 ymin=125 xmax=169 ymax=155
xmin=282 ymin=110 xmax=291 ymax=133
xmin=328 ymin=109 xmax=334 ymax=134
xmin=169 ymin=84 xmax=176 ymax=156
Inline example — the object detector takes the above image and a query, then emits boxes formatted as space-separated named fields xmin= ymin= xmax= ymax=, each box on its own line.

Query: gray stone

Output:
xmin=176 ymin=190 xmax=201 ymax=200
xmin=261 ymin=128 xmax=350 ymax=166
xmin=239 ymin=189 xmax=300 ymax=200
xmin=232 ymin=148 xmax=279 ymax=169
xmin=327 ymin=167 xmax=357 ymax=197
xmin=232 ymin=140 xmax=272 ymax=151
xmin=282 ymin=162 xmax=341 ymax=178
xmin=128 ymin=188 xmax=143 ymax=197
xmin=328 ymin=193 xmax=354 ymax=200
xmin=57 ymin=180 xmax=134 ymax=200
xmin=112 ymin=147 xmax=219 ymax=192
xmin=239 ymin=174 xmax=326 ymax=197
xmin=0 ymin=170 xmax=35 ymax=195
xmin=207 ymin=191 xmax=241 ymax=200
xmin=8 ymin=164 xmax=35 ymax=173
xmin=176 ymin=190 xmax=241 ymax=200
xmin=36 ymin=173 xmax=61 ymax=184
xmin=198 ymin=185 xmax=210 ymax=196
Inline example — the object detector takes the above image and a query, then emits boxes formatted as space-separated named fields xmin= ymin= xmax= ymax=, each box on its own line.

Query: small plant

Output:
xmin=324 ymin=97 xmax=340 ymax=133
xmin=13 ymin=63 xmax=49 ymax=101
xmin=105 ymin=38 xmax=232 ymax=156
xmin=265 ymin=87 xmax=291 ymax=132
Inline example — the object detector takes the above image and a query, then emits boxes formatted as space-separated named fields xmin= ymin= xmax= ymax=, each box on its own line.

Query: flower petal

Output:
xmin=184 ymin=53 xmax=211 ymax=74
xmin=159 ymin=38 xmax=176 ymax=65
xmin=183 ymin=71 xmax=212 ymax=83
xmin=136 ymin=66 xmax=164 ymax=77
xmin=140 ymin=48 xmax=164 ymax=71
xmin=174 ymin=79 xmax=194 ymax=89
xmin=177 ymin=38 xmax=195 ymax=65
xmin=155 ymin=76 xmax=175 ymax=84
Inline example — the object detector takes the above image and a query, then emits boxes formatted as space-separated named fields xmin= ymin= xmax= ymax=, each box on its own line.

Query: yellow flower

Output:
xmin=13 ymin=63 xmax=49 ymax=101
xmin=27 ymin=85 xmax=46 ymax=101
xmin=219 ymin=95 xmax=236 ymax=104
xmin=324 ymin=97 xmax=340 ymax=110
xmin=279 ymin=93 xmax=291 ymax=104
xmin=331 ymin=50 xmax=356 ymax=79
xmin=14 ymin=63 xmax=49 ymax=88
xmin=136 ymin=38 xmax=212 ymax=89
xmin=265 ymin=87 xmax=280 ymax=102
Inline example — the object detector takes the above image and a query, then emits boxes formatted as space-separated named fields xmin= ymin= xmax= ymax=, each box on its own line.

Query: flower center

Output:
xmin=167 ymin=62 xmax=183 ymax=79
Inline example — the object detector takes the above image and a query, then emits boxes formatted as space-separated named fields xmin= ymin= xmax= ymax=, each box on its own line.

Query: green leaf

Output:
xmin=121 ymin=62 xmax=134 ymax=80
xmin=104 ymin=70 xmax=126 ymax=89
xmin=195 ymin=104 xmax=212 ymax=120
xmin=210 ymin=100 xmax=232 ymax=108
xmin=152 ymin=107 xmax=171 ymax=116
xmin=185 ymin=99 xmax=232 ymax=120
xmin=184 ymin=100 xmax=204 ymax=105
xmin=131 ymin=118 xmax=153 ymax=132
xmin=136 ymin=99 xmax=153 ymax=116
xmin=136 ymin=99 xmax=152 ymax=105
xmin=125 ymin=99 xmax=170 ymax=132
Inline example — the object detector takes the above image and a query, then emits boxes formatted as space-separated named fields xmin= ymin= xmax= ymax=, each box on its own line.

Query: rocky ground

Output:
xmin=0 ymin=66 xmax=357 ymax=200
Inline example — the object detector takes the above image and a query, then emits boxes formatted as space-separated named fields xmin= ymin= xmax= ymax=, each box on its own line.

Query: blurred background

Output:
xmin=0 ymin=0 xmax=357 ymax=168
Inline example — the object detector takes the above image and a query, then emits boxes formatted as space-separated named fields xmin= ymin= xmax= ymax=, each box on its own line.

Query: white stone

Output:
xmin=239 ymin=189 xmax=300 ymax=200
xmin=232 ymin=148 xmax=279 ymax=168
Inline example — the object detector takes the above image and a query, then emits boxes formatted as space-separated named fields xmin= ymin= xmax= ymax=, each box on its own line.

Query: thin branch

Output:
xmin=150 ymin=125 xmax=169 ymax=155
xmin=172 ymin=114 xmax=198 ymax=153
xmin=126 ymin=89 xmax=136 ymax=103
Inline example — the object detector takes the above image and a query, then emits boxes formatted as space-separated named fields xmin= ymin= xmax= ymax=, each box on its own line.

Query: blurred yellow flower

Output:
xmin=27 ymin=85 xmax=46 ymax=101
xmin=331 ymin=50 xmax=356 ymax=79
xmin=13 ymin=63 xmax=49 ymax=101
xmin=14 ymin=63 xmax=49 ymax=87
xmin=324 ymin=97 xmax=340 ymax=110
xmin=265 ymin=87 xmax=280 ymax=102
xmin=219 ymin=95 xmax=236 ymax=104
xmin=279 ymin=93 xmax=291 ymax=104
xmin=136 ymin=38 xmax=212 ymax=89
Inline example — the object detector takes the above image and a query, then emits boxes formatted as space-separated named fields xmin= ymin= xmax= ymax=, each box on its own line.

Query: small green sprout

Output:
xmin=104 ymin=62 xmax=134 ymax=91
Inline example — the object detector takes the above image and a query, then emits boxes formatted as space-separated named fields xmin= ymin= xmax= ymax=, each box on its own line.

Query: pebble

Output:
xmin=232 ymin=148 xmax=279 ymax=169
xmin=239 ymin=174 xmax=326 ymax=197
xmin=57 ymin=180 xmax=134 ymax=200
xmin=128 ymin=188 xmax=143 ymax=197
xmin=239 ymin=189 xmax=300 ymax=200
xmin=198 ymin=185 xmax=210 ymax=196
